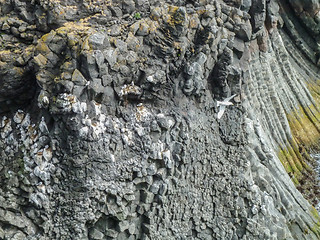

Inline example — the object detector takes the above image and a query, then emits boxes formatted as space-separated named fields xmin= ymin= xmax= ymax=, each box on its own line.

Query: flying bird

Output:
xmin=217 ymin=94 xmax=237 ymax=119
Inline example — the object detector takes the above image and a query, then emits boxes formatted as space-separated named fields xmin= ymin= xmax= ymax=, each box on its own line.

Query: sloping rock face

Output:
xmin=2 ymin=0 xmax=320 ymax=239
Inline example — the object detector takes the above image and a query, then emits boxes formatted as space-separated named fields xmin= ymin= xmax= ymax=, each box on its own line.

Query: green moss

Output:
xmin=277 ymin=140 xmax=315 ymax=187
xmin=309 ymin=206 xmax=320 ymax=237
xmin=278 ymin=147 xmax=301 ymax=177
xmin=279 ymin=90 xmax=320 ymax=185
xmin=287 ymin=105 xmax=320 ymax=150
xmin=276 ymin=80 xmax=320 ymax=212
xmin=289 ymin=80 xmax=320 ymax=151
xmin=134 ymin=12 xmax=141 ymax=20
xmin=310 ymin=206 xmax=320 ymax=222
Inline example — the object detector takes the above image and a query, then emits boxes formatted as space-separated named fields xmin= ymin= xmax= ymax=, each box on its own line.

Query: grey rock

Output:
xmin=10 ymin=232 xmax=26 ymax=240
xmin=109 ymin=25 xmax=121 ymax=36
xmin=89 ymin=228 xmax=104 ymax=240
xmin=82 ymin=52 xmax=100 ymax=79
xmin=117 ymin=220 xmax=129 ymax=232
xmin=94 ymin=50 xmax=105 ymax=72
xmin=141 ymin=190 xmax=154 ymax=204
xmin=122 ymin=0 xmax=135 ymax=14
xmin=110 ymin=6 xmax=123 ymax=18
xmin=241 ymin=0 xmax=252 ymax=12
xmin=88 ymin=33 xmax=106 ymax=49
xmin=128 ymin=223 xmax=136 ymax=235
xmin=147 ymin=163 xmax=157 ymax=176
xmin=105 ymin=229 xmax=118 ymax=237
xmin=0 ymin=227 xmax=3 ymax=239
xmin=104 ymin=48 xmax=118 ymax=68
xmin=114 ymin=39 xmax=128 ymax=53
xmin=182 ymin=52 xmax=207 ymax=96
xmin=235 ymin=20 xmax=252 ymax=41
xmin=72 ymin=69 xmax=88 ymax=86
xmin=73 ymin=85 xmax=87 ymax=97
xmin=233 ymin=37 xmax=245 ymax=58
xmin=88 ymin=78 xmax=103 ymax=94
xmin=137 ymin=21 xmax=150 ymax=36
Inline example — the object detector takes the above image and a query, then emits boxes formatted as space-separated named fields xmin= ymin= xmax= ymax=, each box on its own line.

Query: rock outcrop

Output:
xmin=1 ymin=0 xmax=320 ymax=239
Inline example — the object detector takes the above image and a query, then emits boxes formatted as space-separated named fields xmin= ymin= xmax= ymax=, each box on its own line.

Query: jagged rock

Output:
xmin=235 ymin=19 xmax=252 ymax=41
xmin=122 ymin=0 xmax=135 ymax=14
xmin=88 ymin=33 xmax=106 ymax=49
xmin=89 ymin=228 xmax=104 ymax=240
xmin=233 ymin=37 xmax=245 ymax=58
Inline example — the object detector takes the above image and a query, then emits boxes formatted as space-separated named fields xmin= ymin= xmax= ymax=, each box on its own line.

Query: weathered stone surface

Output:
xmin=1 ymin=0 xmax=320 ymax=240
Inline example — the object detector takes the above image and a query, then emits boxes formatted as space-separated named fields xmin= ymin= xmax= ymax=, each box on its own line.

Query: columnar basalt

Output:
xmin=1 ymin=0 xmax=320 ymax=239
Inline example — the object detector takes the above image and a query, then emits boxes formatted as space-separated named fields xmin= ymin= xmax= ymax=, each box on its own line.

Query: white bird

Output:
xmin=13 ymin=110 xmax=25 ymax=124
xmin=39 ymin=117 xmax=49 ymax=134
xmin=43 ymin=145 xmax=52 ymax=162
xmin=217 ymin=94 xmax=237 ymax=119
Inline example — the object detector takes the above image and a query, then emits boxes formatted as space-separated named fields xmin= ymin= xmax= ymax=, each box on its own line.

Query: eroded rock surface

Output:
xmin=1 ymin=0 xmax=320 ymax=239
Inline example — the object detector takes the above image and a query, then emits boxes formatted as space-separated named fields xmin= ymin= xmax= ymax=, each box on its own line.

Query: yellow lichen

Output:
xmin=33 ymin=54 xmax=48 ymax=67
xmin=167 ymin=5 xmax=185 ymax=26
xmin=189 ymin=15 xmax=200 ymax=29
xmin=81 ymin=37 xmax=91 ymax=51
xmin=197 ymin=9 xmax=207 ymax=15
xmin=0 ymin=50 xmax=12 ymax=61
xmin=148 ymin=20 xmax=160 ymax=33
xmin=35 ymin=41 xmax=51 ymax=54
xmin=56 ymin=22 xmax=91 ymax=35
xmin=150 ymin=7 xmax=162 ymax=21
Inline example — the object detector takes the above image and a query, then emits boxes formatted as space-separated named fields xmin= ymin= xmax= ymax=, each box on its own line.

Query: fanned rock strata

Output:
xmin=1 ymin=0 xmax=320 ymax=239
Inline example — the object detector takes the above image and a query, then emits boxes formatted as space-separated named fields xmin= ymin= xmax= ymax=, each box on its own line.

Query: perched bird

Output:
xmin=43 ymin=145 xmax=52 ymax=162
xmin=36 ymin=182 xmax=46 ymax=194
xmin=13 ymin=110 xmax=25 ymax=124
xmin=39 ymin=117 xmax=49 ymax=134
xmin=217 ymin=94 xmax=237 ymax=119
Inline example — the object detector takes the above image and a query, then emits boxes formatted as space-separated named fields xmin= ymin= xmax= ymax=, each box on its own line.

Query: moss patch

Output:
xmin=278 ymin=145 xmax=302 ymax=186
xmin=277 ymin=80 xmax=320 ymax=205
xmin=309 ymin=206 xmax=320 ymax=237
xmin=287 ymin=104 xmax=320 ymax=151
xmin=279 ymin=105 xmax=320 ymax=205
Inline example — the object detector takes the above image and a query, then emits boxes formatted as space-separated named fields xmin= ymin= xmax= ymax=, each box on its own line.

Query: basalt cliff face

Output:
xmin=1 ymin=0 xmax=320 ymax=239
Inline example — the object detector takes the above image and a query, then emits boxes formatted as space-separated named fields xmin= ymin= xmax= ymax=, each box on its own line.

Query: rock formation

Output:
xmin=1 ymin=0 xmax=320 ymax=239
